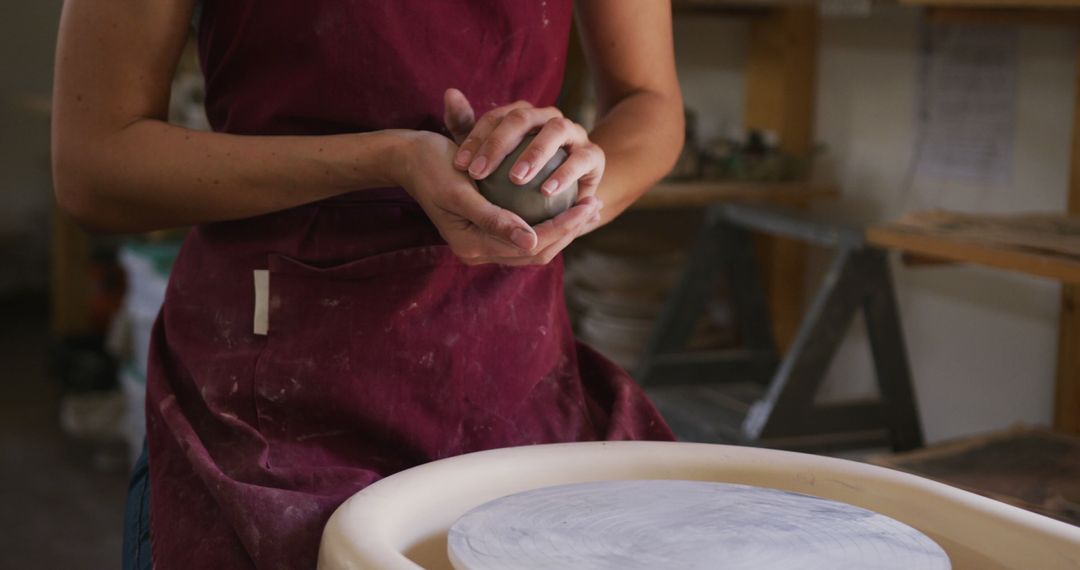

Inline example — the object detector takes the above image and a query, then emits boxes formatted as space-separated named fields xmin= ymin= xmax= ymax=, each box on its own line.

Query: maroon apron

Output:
xmin=146 ymin=2 xmax=675 ymax=569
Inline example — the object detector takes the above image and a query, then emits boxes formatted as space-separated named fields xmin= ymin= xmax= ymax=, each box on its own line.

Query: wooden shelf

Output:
xmin=925 ymin=6 xmax=1080 ymax=27
xmin=902 ymin=0 xmax=1080 ymax=7
xmin=674 ymin=0 xmax=813 ymax=11
xmin=634 ymin=181 xmax=838 ymax=210
xmin=867 ymin=223 xmax=1080 ymax=285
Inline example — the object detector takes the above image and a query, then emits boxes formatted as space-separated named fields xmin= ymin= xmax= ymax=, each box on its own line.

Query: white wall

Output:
xmin=673 ymin=7 xmax=1074 ymax=443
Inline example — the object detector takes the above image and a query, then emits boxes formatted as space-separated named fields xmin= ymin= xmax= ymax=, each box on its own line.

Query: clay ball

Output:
xmin=476 ymin=135 xmax=579 ymax=225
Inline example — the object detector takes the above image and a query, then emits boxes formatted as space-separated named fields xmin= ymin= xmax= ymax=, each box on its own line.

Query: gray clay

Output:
xmin=476 ymin=135 xmax=579 ymax=225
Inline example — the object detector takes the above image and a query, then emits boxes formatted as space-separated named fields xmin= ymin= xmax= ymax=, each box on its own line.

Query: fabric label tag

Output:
xmin=253 ymin=269 xmax=269 ymax=335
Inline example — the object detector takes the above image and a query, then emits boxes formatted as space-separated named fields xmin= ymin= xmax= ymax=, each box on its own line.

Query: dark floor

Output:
xmin=0 ymin=297 xmax=128 ymax=570
xmin=873 ymin=426 xmax=1080 ymax=526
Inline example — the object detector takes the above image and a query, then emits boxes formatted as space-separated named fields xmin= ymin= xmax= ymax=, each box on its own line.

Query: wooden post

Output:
xmin=1054 ymin=42 xmax=1080 ymax=434
xmin=1059 ymin=286 xmax=1079 ymax=433
xmin=743 ymin=6 xmax=819 ymax=349
xmin=558 ymin=16 xmax=589 ymax=122
xmin=50 ymin=203 xmax=92 ymax=337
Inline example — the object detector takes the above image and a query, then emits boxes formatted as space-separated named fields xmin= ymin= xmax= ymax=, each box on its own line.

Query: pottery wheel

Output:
xmin=447 ymin=480 xmax=950 ymax=570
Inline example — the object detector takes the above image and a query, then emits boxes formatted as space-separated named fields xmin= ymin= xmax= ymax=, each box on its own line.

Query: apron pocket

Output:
xmin=252 ymin=244 xmax=468 ymax=460
xmin=267 ymin=244 xmax=455 ymax=282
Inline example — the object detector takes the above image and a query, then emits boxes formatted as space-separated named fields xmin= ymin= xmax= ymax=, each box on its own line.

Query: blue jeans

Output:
xmin=122 ymin=442 xmax=152 ymax=570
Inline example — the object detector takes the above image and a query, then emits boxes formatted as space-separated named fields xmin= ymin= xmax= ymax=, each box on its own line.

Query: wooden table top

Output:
xmin=867 ymin=210 xmax=1080 ymax=285
xmin=633 ymin=181 xmax=838 ymax=210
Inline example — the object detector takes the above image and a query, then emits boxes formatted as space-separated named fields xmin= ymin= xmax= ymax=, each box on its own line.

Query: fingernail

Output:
xmin=511 ymin=161 xmax=530 ymax=181
xmin=468 ymin=156 xmax=488 ymax=178
xmin=541 ymin=179 xmax=559 ymax=195
xmin=455 ymin=149 xmax=472 ymax=168
xmin=511 ymin=227 xmax=535 ymax=250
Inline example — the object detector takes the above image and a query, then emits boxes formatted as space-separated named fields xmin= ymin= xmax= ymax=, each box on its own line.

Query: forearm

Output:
xmin=588 ymin=89 xmax=684 ymax=224
xmin=53 ymin=121 xmax=408 ymax=233
xmin=52 ymin=0 xmax=413 ymax=233
xmin=574 ymin=0 xmax=683 ymax=225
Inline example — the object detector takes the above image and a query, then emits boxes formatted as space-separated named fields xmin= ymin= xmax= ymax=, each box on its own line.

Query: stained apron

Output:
xmin=145 ymin=1 xmax=675 ymax=568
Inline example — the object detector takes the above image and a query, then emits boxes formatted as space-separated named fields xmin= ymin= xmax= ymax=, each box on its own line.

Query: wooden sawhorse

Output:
xmin=637 ymin=203 xmax=924 ymax=452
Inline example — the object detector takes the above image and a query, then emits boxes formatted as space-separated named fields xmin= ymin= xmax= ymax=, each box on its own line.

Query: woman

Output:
xmin=53 ymin=1 xmax=684 ymax=568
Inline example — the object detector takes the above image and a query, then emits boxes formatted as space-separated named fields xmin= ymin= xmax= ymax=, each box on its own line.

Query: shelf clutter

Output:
xmin=52 ymin=234 xmax=182 ymax=466
xmin=112 ymin=240 xmax=181 ymax=462
xmin=639 ymin=123 xmax=833 ymax=210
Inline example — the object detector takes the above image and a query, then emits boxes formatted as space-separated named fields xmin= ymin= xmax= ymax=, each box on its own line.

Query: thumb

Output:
xmin=443 ymin=88 xmax=476 ymax=145
xmin=481 ymin=210 xmax=538 ymax=252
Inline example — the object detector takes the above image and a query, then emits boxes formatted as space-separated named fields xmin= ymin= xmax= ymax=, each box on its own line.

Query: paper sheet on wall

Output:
xmin=912 ymin=24 xmax=1017 ymax=187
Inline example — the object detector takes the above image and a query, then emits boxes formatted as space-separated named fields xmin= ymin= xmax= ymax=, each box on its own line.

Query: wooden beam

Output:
xmin=674 ymin=0 xmax=815 ymax=9
xmin=557 ymin=15 xmax=589 ymax=122
xmin=743 ymin=6 xmax=819 ymax=350
xmin=927 ymin=6 xmax=1080 ymax=26
xmin=633 ymin=181 xmax=837 ymax=209
xmin=899 ymin=251 xmax=961 ymax=267
xmin=866 ymin=225 xmax=1080 ymax=284
xmin=646 ymin=349 xmax=779 ymax=386
xmin=744 ymin=8 xmax=818 ymax=158
xmin=672 ymin=0 xmax=771 ymax=17
xmin=1055 ymin=41 xmax=1080 ymax=434
xmin=1058 ymin=286 xmax=1079 ymax=432
xmin=904 ymin=0 xmax=1080 ymax=7
xmin=50 ymin=203 xmax=92 ymax=337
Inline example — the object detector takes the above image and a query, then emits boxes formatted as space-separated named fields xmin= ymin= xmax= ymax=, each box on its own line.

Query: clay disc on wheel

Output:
xmin=447 ymin=480 xmax=950 ymax=570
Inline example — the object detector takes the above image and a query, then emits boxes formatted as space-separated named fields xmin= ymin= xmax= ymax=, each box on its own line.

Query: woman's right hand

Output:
xmin=394 ymin=130 xmax=601 ymax=266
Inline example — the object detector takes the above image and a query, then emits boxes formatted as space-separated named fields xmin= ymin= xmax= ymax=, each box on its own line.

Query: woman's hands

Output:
xmin=411 ymin=88 xmax=604 ymax=267
xmin=444 ymin=89 xmax=605 ymax=201
xmin=394 ymin=130 xmax=602 ymax=266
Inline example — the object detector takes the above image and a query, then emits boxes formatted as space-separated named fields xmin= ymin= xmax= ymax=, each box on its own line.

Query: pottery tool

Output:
xmin=447 ymin=479 xmax=951 ymax=570
xmin=476 ymin=135 xmax=579 ymax=225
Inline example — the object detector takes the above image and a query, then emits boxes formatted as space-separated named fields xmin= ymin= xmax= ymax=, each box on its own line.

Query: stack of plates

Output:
xmin=565 ymin=228 xmax=734 ymax=371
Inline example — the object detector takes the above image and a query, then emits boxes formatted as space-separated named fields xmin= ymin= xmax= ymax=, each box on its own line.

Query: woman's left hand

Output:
xmin=443 ymin=88 xmax=605 ymax=204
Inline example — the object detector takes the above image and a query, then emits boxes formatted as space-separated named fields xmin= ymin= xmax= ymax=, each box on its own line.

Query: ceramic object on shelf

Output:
xmin=477 ymin=135 xmax=578 ymax=225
